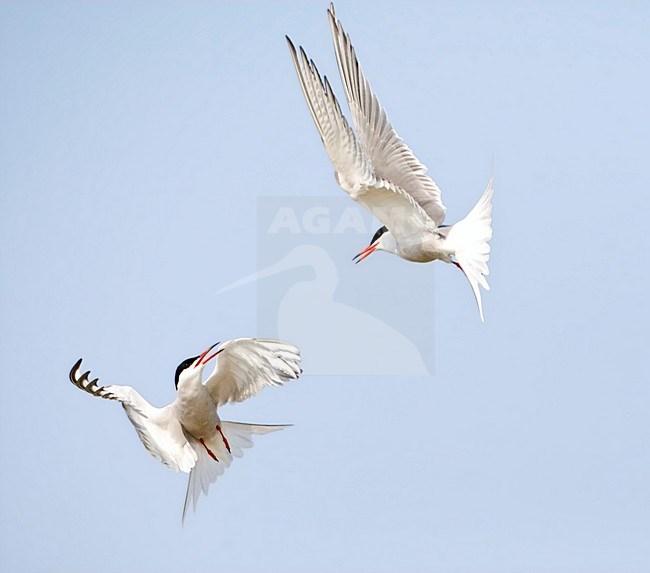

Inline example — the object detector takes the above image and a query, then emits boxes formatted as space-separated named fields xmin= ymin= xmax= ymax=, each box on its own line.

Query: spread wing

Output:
xmin=287 ymin=35 xmax=435 ymax=243
xmin=286 ymin=35 xmax=369 ymax=192
xmin=69 ymin=359 xmax=197 ymax=473
xmin=327 ymin=4 xmax=447 ymax=226
xmin=202 ymin=339 xmax=301 ymax=407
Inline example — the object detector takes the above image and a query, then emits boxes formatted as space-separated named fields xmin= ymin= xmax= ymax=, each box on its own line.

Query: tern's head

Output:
xmin=353 ymin=226 xmax=397 ymax=264
xmin=174 ymin=342 xmax=220 ymax=389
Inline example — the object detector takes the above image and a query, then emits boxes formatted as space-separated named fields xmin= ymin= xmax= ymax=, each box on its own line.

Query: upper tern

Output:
xmin=69 ymin=338 xmax=301 ymax=522
xmin=287 ymin=4 xmax=494 ymax=320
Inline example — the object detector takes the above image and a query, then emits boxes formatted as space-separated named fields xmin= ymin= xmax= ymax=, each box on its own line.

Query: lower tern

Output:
xmin=287 ymin=4 xmax=494 ymax=320
xmin=69 ymin=338 xmax=301 ymax=522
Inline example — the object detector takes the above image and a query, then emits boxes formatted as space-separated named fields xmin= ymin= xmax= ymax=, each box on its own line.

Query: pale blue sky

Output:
xmin=1 ymin=1 xmax=649 ymax=571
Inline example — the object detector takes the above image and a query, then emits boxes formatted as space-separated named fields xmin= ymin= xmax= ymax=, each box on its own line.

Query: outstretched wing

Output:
xmin=327 ymin=4 xmax=447 ymax=226
xmin=202 ymin=339 xmax=301 ymax=407
xmin=286 ymin=36 xmax=369 ymax=192
xmin=287 ymin=35 xmax=435 ymax=244
xmin=69 ymin=359 xmax=197 ymax=473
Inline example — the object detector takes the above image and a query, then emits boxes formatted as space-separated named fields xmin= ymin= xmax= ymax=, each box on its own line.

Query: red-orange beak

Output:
xmin=194 ymin=342 xmax=221 ymax=368
xmin=352 ymin=243 xmax=378 ymax=264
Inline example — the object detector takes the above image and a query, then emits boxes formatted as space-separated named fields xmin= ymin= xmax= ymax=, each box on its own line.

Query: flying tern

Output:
xmin=286 ymin=4 xmax=494 ymax=320
xmin=69 ymin=338 xmax=301 ymax=522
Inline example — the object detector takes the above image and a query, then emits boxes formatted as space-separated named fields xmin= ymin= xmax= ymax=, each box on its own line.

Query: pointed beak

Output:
xmin=194 ymin=342 xmax=220 ymax=368
xmin=352 ymin=242 xmax=378 ymax=264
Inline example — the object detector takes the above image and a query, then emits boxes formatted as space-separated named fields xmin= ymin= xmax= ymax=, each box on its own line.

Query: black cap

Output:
xmin=174 ymin=356 xmax=199 ymax=389
xmin=370 ymin=226 xmax=388 ymax=245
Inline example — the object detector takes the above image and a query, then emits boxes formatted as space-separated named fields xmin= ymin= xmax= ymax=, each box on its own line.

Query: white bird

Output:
xmin=69 ymin=338 xmax=301 ymax=522
xmin=286 ymin=4 xmax=494 ymax=320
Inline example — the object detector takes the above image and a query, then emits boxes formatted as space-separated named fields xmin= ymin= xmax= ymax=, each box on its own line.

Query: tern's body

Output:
xmin=70 ymin=338 xmax=301 ymax=521
xmin=392 ymin=230 xmax=452 ymax=264
xmin=175 ymin=373 xmax=220 ymax=438
xmin=287 ymin=5 xmax=494 ymax=320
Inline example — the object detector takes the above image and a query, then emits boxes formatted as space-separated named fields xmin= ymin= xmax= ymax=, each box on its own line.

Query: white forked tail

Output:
xmin=182 ymin=422 xmax=290 ymax=524
xmin=445 ymin=177 xmax=494 ymax=321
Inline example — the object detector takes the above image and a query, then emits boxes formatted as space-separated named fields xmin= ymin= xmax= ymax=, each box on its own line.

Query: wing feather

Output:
xmin=69 ymin=359 xmax=197 ymax=473
xmin=287 ymin=35 xmax=435 ymax=243
xmin=327 ymin=4 xmax=447 ymax=226
xmin=203 ymin=339 xmax=301 ymax=407
xmin=287 ymin=36 xmax=369 ymax=190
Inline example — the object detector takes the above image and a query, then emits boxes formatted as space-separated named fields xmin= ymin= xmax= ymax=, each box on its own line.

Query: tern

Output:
xmin=69 ymin=338 xmax=301 ymax=522
xmin=286 ymin=4 xmax=494 ymax=320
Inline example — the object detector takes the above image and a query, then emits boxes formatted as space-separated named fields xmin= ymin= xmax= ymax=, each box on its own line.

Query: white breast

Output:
xmin=174 ymin=376 xmax=220 ymax=438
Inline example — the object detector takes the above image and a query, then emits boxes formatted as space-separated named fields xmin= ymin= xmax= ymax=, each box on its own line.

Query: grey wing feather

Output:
xmin=69 ymin=358 xmax=120 ymax=401
xmin=328 ymin=5 xmax=447 ymax=226
xmin=287 ymin=34 xmax=435 ymax=243
xmin=286 ymin=36 xmax=370 ymax=191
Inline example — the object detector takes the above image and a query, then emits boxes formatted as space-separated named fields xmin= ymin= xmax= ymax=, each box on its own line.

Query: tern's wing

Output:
xmin=203 ymin=339 xmax=301 ymax=407
xmin=286 ymin=36 xmax=369 ymax=191
xmin=327 ymin=5 xmax=447 ymax=227
xmin=287 ymin=36 xmax=435 ymax=244
xmin=69 ymin=359 xmax=197 ymax=473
